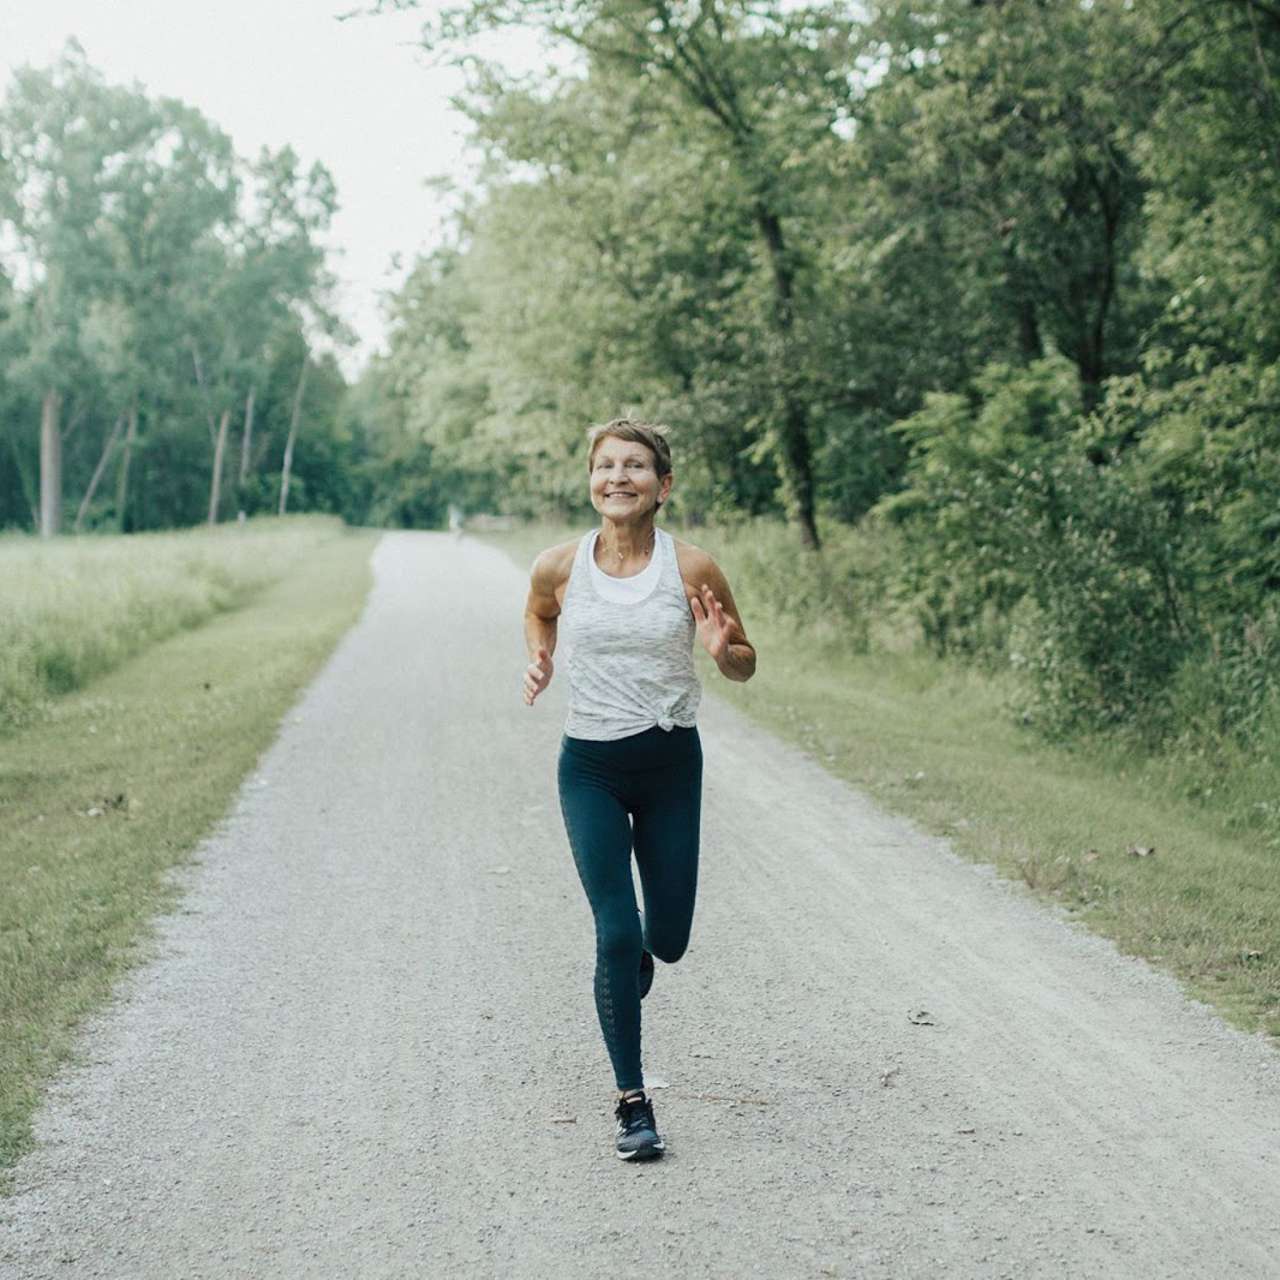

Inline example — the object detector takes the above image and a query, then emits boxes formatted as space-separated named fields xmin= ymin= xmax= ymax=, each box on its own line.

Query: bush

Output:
xmin=876 ymin=355 xmax=1280 ymax=745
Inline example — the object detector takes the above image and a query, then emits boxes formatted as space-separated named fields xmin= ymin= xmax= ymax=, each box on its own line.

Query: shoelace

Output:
xmin=615 ymin=1094 xmax=654 ymax=1134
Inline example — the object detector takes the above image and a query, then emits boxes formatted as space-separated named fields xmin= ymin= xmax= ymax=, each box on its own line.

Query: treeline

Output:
xmin=367 ymin=0 xmax=1280 ymax=749
xmin=0 ymin=44 xmax=377 ymax=535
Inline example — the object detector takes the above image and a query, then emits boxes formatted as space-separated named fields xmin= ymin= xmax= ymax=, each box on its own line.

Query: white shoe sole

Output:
xmin=617 ymin=1139 xmax=665 ymax=1160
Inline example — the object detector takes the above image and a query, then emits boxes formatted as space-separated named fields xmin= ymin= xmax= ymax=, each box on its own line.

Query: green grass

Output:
xmin=483 ymin=517 xmax=1280 ymax=1045
xmin=0 ymin=516 xmax=347 ymax=733
xmin=0 ymin=521 xmax=378 ymax=1184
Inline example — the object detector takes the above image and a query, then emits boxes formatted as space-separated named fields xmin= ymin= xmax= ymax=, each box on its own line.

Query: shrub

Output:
xmin=876 ymin=355 xmax=1280 ymax=744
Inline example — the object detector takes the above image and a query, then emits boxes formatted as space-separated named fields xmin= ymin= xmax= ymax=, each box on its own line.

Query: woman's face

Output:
xmin=589 ymin=435 xmax=672 ymax=521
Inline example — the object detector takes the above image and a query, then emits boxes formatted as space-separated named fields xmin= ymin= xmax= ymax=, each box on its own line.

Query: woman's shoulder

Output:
xmin=670 ymin=535 xmax=721 ymax=581
xmin=670 ymin=535 xmax=724 ymax=590
xmin=530 ymin=536 xmax=584 ymax=592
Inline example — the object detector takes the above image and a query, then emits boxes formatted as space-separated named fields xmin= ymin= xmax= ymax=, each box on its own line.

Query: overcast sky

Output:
xmin=3 ymin=1 xmax=559 ymax=373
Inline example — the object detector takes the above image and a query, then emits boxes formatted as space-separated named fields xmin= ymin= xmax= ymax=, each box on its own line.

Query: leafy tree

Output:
xmin=379 ymin=0 xmax=861 ymax=546
xmin=858 ymin=0 xmax=1161 ymax=413
xmin=0 ymin=46 xmax=347 ymax=533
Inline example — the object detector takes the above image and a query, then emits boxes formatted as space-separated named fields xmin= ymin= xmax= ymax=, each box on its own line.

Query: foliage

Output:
xmin=0 ymin=44 xmax=347 ymax=534
xmin=352 ymin=0 xmax=1280 ymax=750
xmin=879 ymin=355 xmax=1280 ymax=743
xmin=3 ymin=4 xmax=1279 ymax=755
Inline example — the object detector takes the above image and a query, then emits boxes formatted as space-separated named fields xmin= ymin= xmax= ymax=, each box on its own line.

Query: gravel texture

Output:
xmin=4 ymin=530 xmax=1280 ymax=1279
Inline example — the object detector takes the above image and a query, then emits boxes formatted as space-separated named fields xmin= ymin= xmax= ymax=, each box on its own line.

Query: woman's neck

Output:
xmin=597 ymin=518 xmax=657 ymax=571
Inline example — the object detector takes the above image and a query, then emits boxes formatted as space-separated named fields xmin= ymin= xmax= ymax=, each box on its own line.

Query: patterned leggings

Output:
xmin=557 ymin=725 xmax=703 ymax=1091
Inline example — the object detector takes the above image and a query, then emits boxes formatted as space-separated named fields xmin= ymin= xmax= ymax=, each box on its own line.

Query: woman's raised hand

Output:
xmin=524 ymin=647 xmax=554 ymax=706
xmin=690 ymin=584 xmax=736 ymax=663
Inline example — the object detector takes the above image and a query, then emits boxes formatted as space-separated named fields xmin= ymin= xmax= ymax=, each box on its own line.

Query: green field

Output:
xmin=0 ymin=519 xmax=378 ymax=1182
xmin=487 ymin=518 xmax=1280 ymax=1046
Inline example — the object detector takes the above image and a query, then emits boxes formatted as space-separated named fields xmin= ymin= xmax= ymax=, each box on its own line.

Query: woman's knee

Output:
xmin=645 ymin=920 xmax=692 ymax=965
xmin=596 ymin=912 xmax=643 ymax=965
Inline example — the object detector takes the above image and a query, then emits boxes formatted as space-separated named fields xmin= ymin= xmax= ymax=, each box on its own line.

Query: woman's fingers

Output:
xmin=699 ymin=586 xmax=733 ymax=634
xmin=523 ymin=654 xmax=553 ymax=705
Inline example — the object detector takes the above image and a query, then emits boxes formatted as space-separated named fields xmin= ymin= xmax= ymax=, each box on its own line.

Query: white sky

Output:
xmin=2 ymin=1 xmax=561 ymax=375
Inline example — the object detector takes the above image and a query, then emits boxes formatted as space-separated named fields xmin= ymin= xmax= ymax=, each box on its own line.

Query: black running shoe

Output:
xmin=639 ymin=949 xmax=655 ymax=1000
xmin=614 ymin=1091 xmax=665 ymax=1161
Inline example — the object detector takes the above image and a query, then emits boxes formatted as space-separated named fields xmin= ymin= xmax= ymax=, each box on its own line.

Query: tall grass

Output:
xmin=687 ymin=515 xmax=919 ymax=654
xmin=0 ymin=516 xmax=347 ymax=733
xmin=690 ymin=517 xmax=1280 ymax=848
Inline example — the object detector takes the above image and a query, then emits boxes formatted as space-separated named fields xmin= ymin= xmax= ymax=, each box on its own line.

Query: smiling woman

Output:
xmin=521 ymin=416 xmax=756 ymax=1162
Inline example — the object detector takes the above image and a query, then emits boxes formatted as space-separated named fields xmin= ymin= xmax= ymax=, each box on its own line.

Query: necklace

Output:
xmin=601 ymin=528 xmax=655 ymax=564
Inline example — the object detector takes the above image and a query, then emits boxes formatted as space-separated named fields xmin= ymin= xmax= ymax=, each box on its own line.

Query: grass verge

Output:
xmin=482 ymin=519 xmax=1280 ymax=1046
xmin=0 ymin=524 xmax=379 ymax=1186
xmin=1 ymin=516 xmax=346 ymax=733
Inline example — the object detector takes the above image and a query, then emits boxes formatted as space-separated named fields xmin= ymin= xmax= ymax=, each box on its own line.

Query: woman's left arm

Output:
xmin=683 ymin=549 xmax=756 ymax=683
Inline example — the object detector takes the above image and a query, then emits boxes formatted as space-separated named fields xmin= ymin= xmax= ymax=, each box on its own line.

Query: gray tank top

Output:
xmin=560 ymin=527 xmax=701 ymax=741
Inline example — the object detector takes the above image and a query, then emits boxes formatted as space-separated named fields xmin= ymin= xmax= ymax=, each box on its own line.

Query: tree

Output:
xmin=0 ymin=45 xmax=116 ymax=536
xmin=857 ymin=0 xmax=1161 ymax=413
xmin=380 ymin=0 xmax=859 ymax=547
xmin=0 ymin=44 xmax=244 ymax=534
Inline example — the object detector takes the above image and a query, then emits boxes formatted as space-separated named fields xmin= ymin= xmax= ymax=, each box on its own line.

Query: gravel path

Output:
xmin=4 ymin=531 xmax=1280 ymax=1279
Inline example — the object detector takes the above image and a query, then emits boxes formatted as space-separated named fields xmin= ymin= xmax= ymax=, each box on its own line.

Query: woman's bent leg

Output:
xmin=558 ymin=743 xmax=645 ymax=1092
xmin=632 ymin=727 xmax=703 ymax=965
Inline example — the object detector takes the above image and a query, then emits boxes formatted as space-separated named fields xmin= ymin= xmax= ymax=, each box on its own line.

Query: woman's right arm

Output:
xmin=523 ymin=545 xmax=569 ymax=706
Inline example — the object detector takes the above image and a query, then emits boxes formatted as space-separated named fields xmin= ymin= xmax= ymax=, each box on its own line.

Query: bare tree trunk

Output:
xmin=39 ymin=389 xmax=62 ymax=539
xmin=116 ymin=403 xmax=138 ymax=532
xmin=190 ymin=343 xmax=218 ymax=443
xmin=238 ymin=384 xmax=256 ymax=489
xmin=278 ymin=357 xmax=310 ymax=517
xmin=74 ymin=413 xmax=124 ymax=533
xmin=59 ymin=402 xmax=89 ymax=445
xmin=208 ymin=407 xmax=231 ymax=525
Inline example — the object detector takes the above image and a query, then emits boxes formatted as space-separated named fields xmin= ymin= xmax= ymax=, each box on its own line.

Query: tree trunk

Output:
xmin=238 ymin=384 xmax=256 ymax=490
xmin=116 ymin=403 xmax=138 ymax=532
xmin=75 ymin=413 xmax=124 ymax=533
xmin=39 ymin=389 xmax=62 ymax=539
xmin=278 ymin=357 xmax=310 ymax=517
xmin=753 ymin=203 xmax=820 ymax=550
xmin=208 ymin=407 xmax=231 ymax=525
xmin=1004 ymin=251 xmax=1044 ymax=361
xmin=190 ymin=343 xmax=218 ymax=443
xmin=1018 ymin=298 xmax=1044 ymax=363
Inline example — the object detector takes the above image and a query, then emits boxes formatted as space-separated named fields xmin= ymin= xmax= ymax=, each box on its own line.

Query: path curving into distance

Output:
xmin=4 ymin=531 xmax=1280 ymax=1279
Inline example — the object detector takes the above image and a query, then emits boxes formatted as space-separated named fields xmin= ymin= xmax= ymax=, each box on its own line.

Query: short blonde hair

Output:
xmin=586 ymin=417 xmax=673 ymax=478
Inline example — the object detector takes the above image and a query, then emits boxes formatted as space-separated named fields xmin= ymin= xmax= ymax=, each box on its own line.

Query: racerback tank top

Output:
xmin=559 ymin=527 xmax=701 ymax=741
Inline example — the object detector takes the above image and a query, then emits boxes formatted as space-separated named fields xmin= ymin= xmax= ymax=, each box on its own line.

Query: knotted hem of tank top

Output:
xmin=563 ymin=711 xmax=697 ymax=740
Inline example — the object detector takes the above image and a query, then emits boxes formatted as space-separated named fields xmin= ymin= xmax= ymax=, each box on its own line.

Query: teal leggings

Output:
xmin=557 ymin=725 xmax=703 ymax=1091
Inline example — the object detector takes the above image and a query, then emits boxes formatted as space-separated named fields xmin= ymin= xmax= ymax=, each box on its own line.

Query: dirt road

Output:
xmin=4 ymin=531 xmax=1279 ymax=1278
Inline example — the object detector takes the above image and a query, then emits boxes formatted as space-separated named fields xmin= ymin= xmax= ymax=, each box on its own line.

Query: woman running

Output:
xmin=522 ymin=417 xmax=756 ymax=1161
